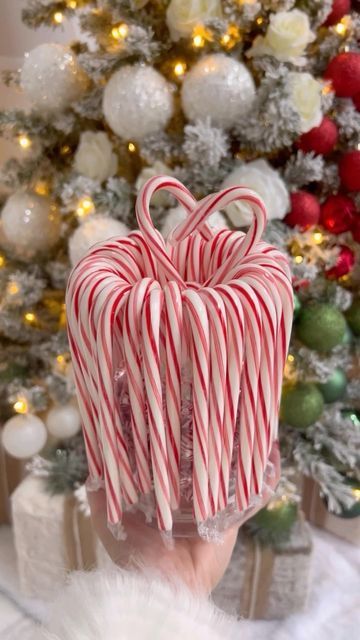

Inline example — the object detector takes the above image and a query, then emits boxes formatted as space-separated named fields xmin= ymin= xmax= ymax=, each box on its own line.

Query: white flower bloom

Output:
xmin=161 ymin=205 xmax=227 ymax=239
xmin=289 ymin=72 xmax=323 ymax=133
xmin=247 ymin=9 xmax=315 ymax=65
xmin=74 ymin=131 xmax=117 ymax=183
xmin=221 ymin=160 xmax=289 ymax=226
xmin=135 ymin=161 xmax=173 ymax=207
xmin=166 ymin=0 xmax=222 ymax=41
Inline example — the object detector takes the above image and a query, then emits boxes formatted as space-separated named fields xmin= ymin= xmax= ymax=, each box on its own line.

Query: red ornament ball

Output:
xmin=353 ymin=92 xmax=360 ymax=111
xmin=324 ymin=52 xmax=360 ymax=98
xmin=323 ymin=0 xmax=351 ymax=26
xmin=352 ymin=216 xmax=360 ymax=243
xmin=297 ymin=117 xmax=338 ymax=155
xmin=320 ymin=194 xmax=356 ymax=233
xmin=326 ymin=246 xmax=355 ymax=279
xmin=339 ymin=151 xmax=360 ymax=192
xmin=284 ymin=191 xmax=321 ymax=229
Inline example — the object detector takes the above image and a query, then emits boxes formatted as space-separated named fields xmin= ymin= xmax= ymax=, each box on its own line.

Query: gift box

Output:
xmin=11 ymin=476 xmax=113 ymax=599
xmin=302 ymin=475 xmax=360 ymax=546
xmin=0 ymin=439 xmax=25 ymax=524
xmin=213 ymin=514 xmax=313 ymax=620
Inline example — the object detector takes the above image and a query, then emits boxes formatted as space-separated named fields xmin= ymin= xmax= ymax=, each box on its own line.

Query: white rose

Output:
xmin=289 ymin=72 xmax=322 ymax=133
xmin=74 ymin=131 xmax=117 ymax=183
xmin=161 ymin=204 xmax=227 ymax=239
xmin=247 ymin=9 xmax=315 ymax=65
xmin=135 ymin=161 xmax=173 ymax=207
xmin=221 ymin=159 xmax=289 ymax=227
xmin=166 ymin=0 xmax=222 ymax=41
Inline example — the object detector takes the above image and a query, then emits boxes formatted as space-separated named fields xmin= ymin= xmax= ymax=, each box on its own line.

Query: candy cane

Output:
xmin=66 ymin=175 xmax=294 ymax=535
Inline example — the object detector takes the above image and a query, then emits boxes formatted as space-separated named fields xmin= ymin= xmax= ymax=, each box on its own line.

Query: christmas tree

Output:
xmin=1 ymin=0 xmax=360 ymax=532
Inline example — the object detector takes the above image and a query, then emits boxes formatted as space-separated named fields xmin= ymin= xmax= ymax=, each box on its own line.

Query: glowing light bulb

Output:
xmin=13 ymin=397 xmax=28 ymax=414
xmin=24 ymin=312 xmax=36 ymax=324
xmin=352 ymin=488 xmax=360 ymax=501
xmin=34 ymin=181 xmax=49 ymax=196
xmin=111 ymin=23 xmax=129 ymax=40
xmin=128 ymin=142 xmax=136 ymax=153
xmin=60 ymin=144 xmax=71 ymax=155
xmin=18 ymin=134 xmax=32 ymax=150
xmin=294 ymin=255 xmax=303 ymax=264
xmin=174 ymin=61 xmax=187 ymax=77
xmin=221 ymin=24 xmax=241 ymax=49
xmin=335 ymin=17 xmax=350 ymax=36
xmin=7 ymin=281 xmax=20 ymax=296
xmin=313 ymin=231 xmax=324 ymax=245
xmin=0 ymin=254 xmax=5 ymax=268
xmin=287 ymin=354 xmax=295 ymax=363
xmin=66 ymin=0 xmax=77 ymax=8
xmin=76 ymin=197 xmax=95 ymax=219
xmin=193 ymin=33 xmax=205 ymax=47
xmin=256 ymin=16 xmax=264 ymax=25
xmin=53 ymin=11 xmax=64 ymax=24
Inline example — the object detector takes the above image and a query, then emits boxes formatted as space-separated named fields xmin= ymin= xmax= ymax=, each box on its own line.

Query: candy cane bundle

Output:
xmin=66 ymin=176 xmax=293 ymax=537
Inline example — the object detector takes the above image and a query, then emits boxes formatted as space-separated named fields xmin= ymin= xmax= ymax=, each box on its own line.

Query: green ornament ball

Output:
xmin=318 ymin=368 xmax=347 ymax=403
xmin=345 ymin=299 xmax=360 ymax=336
xmin=296 ymin=303 xmax=346 ymax=352
xmin=293 ymin=293 xmax=301 ymax=320
xmin=341 ymin=324 xmax=353 ymax=345
xmin=281 ymin=382 xmax=324 ymax=428
xmin=246 ymin=501 xmax=298 ymax=546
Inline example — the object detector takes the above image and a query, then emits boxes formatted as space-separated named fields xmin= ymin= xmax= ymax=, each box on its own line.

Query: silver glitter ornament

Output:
xmin=102 ymin=65 xmax=174 ymax=140
xmin=181 ymin=54 xmax=256 ymax=130
xmin=21 ymin=43 xmax=88 ymax=113
xmin=1 ymin=191 xmax=61 ymax=259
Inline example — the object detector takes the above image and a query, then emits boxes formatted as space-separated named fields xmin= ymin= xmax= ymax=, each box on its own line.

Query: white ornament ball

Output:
xmin=1 ymin=191 xmax=60 ymax=259
xmin=21 ymin=43 xmax=87 ymax=113
xmin=161 ymin=204 xmax=228 ymax=240
xmin=103 ymin=65 xmax=174 ymax=140
xmin=2 ymin=414 xmax=47 ymax=459
xmin=46 ymin=404 xmax=81 ymax=439
xmin=181 ymin=54 xmax=255 ymax=129
xmin=69 ymin=216 xmax=130 ymax=266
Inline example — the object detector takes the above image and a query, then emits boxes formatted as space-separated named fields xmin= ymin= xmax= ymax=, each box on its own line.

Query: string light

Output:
xmin=128 ymin=142 xmax=136 ymax=153
xmin=322 ymin=84 xmax=332 ymax=95
xmin=76 ymin=196 xmax=95 ymax=219
xmin=287 ymin=354 xmax=295 ymax=363
xmin=7 ymin=281 xmax=20 ymax=296
xmin=18 ymin=134 xmax=32 ymax=150
xmin=335 ymin=16 xmax=350 ymax=36
xmin=256 ymin=16 xmax=264 ymax=26
xmin=0 ymin=254 xmax=5 ymax=268
xmin=55 ymin=353 xmax=68 ymax=374
xmin=294 ymin=255 xmax=304 ymax=264
xmin=53 ymin=11 xmax=64 ymax=24
xmin=220 ymin=24 xmax=241 ymax=49
xmin=352 ymin=488 xmax=360 ymax=501
xmin=66 ymin=0 xmax=77 ymax=8
xmin=192 ymin=26 xmax=209 ymax=48
xmin=24 ymin=312 xmax=37 ymax=324
xmin=34 ymin=181 xmax=49 ymax=196
xmin=313 ymin=231 xmax=324 ymax=245
xmin=111 ymin=23 xmax=129 ymax=40
xmin=13 ymin=397 xmax=29 ymax=414
xmin=174 ymin=61 xmax=187 ymax=77
xmin=60 ymin=144 xmax=71 ymax=155
xmin=193 ymin=33 xmax=205 ymax=47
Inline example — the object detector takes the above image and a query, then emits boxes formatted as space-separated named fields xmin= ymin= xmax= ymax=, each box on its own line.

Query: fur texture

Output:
xmin=38 ymin=569 xmax=239 ymax=639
